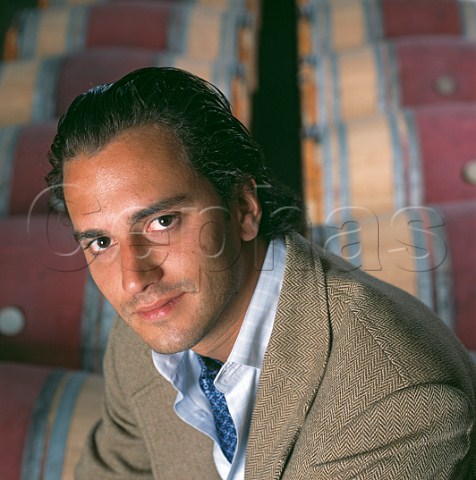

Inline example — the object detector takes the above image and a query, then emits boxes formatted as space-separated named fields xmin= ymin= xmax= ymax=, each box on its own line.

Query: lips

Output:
xmin=135 ymin=293 xmax=184 ymax=320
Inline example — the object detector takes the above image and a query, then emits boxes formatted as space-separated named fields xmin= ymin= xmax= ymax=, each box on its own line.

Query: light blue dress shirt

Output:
xmin=152 ymin=237 xmax=287 ymax=479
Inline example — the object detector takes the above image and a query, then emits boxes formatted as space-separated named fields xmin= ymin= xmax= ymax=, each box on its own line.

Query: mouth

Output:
xmin=135 ymin=293 xmax=184 ymax=321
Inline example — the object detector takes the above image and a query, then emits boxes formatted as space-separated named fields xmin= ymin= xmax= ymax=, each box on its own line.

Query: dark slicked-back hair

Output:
xmin=46 ymin=67 xmax=304 ymax=238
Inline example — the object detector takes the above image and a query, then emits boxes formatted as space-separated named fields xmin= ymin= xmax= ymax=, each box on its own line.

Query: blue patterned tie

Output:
xmin=197 ymin=355 xmax=237 ymax=463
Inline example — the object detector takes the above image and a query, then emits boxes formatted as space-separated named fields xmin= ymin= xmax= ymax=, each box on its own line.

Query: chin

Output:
xmin=142 ymin=328 xmax=207 ymax=356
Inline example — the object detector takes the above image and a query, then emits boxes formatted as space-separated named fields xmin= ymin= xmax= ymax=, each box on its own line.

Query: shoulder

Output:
xmin=283 ymin=232 xmax=476 ymax=392
xmin=280 ymin=234 xmax=476 ymax=473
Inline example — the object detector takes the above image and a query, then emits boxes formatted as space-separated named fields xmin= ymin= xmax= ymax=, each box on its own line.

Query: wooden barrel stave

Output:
xmin=382 ymin=0 xmax=464 ymax=38
xmin=297 ymin=0 xmax=476 ymax=56
xmin=0 ymin=121 xmax=56 ymax=217
xmin=0 ymin=363 xmax=103 ymax=480
xmin=395 ymin=37 xmax=476 ymax=108
xmin=301 ymin=105 xmax=476 ymax=225
xmin=37 ymin=0 xmax=258 ymax=12
xmin=0 ymin=363 xmax=51 ymax=480
xmin=411 ymin=104 xmax=476 ymax=205
xmin=0 ymin=215 xmax=114 ymax=372
xmin=437 ymin=201 xmax=476 ymax=350
xmin=299 ymin=37 xmax=476 ymax=125
xmin=0 ymin=48 xmax=250 ymax=128
xmin=6 ymin=2 xmax=248 ymax=63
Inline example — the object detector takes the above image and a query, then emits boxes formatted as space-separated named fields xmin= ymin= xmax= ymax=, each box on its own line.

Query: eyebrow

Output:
xmin=73 ymin=194 xmax=189 ymax=243
xmin=129 ymin=195 xmax=189 ymax=225
xmin=74 ymin=228 xmax=108 ymax=244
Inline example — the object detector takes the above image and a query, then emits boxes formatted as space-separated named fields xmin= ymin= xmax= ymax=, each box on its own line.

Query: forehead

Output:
xmin=63 ymin=127 xmax=216 ymax=224
xmin=77 ymin=125 xmax=185 ymax=168
xmin=65 ymin=126 xmax=191 ymax=184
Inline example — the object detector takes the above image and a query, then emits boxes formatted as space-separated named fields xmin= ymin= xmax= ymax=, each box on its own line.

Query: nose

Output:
xmin=120 ymin=239 xmax=165 ymax=294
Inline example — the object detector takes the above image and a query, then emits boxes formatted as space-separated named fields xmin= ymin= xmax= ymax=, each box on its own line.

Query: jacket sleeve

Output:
xmin=293 ymin=383 xmax=475 ymax=479
xmin=75 ymin=321 xmax=154 ymax=479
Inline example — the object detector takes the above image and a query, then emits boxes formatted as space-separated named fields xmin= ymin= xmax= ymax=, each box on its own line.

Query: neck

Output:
xmin=192 ymin=237 xmax=269 ymax=363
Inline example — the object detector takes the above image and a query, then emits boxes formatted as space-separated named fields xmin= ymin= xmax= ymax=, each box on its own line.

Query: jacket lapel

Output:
xmin=245 ymin=234 xmax=331 ymax=479
xmin=131 ymin=364 xmax=221 ymax=479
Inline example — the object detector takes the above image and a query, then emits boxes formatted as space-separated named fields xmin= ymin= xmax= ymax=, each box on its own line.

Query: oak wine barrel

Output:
xmin=299 ymin=36 xmax=476 ymax=124
xmin=0 ymin=47 xmax=251 ymax=128
xmin=300 ymin=104 xmax=476 ymax=225
xmin=298 ymin=0 xmax=476 ymax=55
xmin=37 ymin=0 xmax=260 ymax=14
xmin=0 ymin=215 xmax=115 ymax=372
xmin=0 ymin=121 xmax=56 ymax=217
xmin=4 ymin=2 xmax=251 ymax=64
xmin=0 ymin=362 xmax=103 ymax=480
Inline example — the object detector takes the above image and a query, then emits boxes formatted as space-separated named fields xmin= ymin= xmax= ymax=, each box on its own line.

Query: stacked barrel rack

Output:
xmin=1 ymin=0 xmax=476 ymax=478
xmin=297 ymin=0 xmax=476 ymax=359
xmin=0 ymin=1 xmax=260 ymax=478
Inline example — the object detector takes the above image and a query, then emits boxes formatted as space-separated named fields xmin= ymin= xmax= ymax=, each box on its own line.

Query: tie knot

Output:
xmin=197 ymin=355 xmax=223 ymax=379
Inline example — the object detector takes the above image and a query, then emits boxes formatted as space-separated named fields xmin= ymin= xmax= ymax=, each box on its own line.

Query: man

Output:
xmin=46 ymin=67 xmax=476 ymax=479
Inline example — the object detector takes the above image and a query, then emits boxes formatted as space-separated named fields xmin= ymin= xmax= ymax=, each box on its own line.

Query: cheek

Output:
xmin=196 ymin=212 xmax=240 ymax=260
xmin=202 ymin=236 xmax=241 ymax=276
xmin=167 ymin=225 xmax=235 ymax=280
xmin=167 ymin=220 xmax=218 ymax=266
xmin=199 ymin=221 xmax=227 ymax=258
xmin=86 ymin=257 xmax=120 ymax=301
xmin=88 ymin=268 xmax=111 ymax=299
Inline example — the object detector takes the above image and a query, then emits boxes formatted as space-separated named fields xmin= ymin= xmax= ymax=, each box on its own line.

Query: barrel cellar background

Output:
xmin=0 ymin=0 xmax=303 ymax=195
xmin=0 ymin=1 xmax=303 ymax=478
xmin=0 ymin=1 xmax=475 ymax=479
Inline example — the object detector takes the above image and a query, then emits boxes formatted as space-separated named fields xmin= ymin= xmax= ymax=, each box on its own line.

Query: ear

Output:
xmin=236 ymin=178 xmax=262 ymax=241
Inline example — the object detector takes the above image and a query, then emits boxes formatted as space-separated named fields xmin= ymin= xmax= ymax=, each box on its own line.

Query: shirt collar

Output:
xmin=226 ymin=237 xmax=286 ymax=369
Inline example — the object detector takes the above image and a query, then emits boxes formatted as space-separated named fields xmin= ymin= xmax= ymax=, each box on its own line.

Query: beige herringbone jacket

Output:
xmin=76 ymin=233 xmax=476 ymax=479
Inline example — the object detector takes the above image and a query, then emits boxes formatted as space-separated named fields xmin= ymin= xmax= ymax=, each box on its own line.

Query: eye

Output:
xmin=88 ymin=236 xmax=112 ymax=254
xmin=147 ymin=214 xmax=178 ymax=233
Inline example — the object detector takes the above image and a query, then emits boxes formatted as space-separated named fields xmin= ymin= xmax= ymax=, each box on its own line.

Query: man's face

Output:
xmin=63 ymin=127 xmax=263 ymax=358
